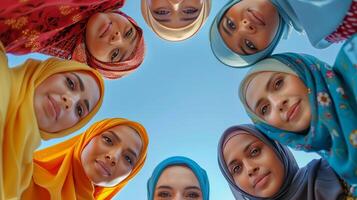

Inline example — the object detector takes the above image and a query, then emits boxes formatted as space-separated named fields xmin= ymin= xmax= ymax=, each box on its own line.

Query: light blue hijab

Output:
xmin=210 ymin=0 xmax=352 ymax=67
xmin=239 ymin=35 xmax=357 ymax=195
xmin=147 ymin=156 xmax=210 ymax=200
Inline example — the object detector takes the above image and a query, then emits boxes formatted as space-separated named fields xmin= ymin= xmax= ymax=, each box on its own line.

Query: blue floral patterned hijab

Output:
xmin=147 ymin=156 xmax=210 ymax=200
xmin=209 ymin=0 xmax=352 ymax=67
xmin=239 ymin=35 xmax=357 ymax=194
xmin=217 ymin=124 xmax=345 ymax=200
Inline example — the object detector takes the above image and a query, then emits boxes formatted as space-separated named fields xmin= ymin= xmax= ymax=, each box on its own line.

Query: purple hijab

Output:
xmin=217 ymin=124 xmax=345 ymax=200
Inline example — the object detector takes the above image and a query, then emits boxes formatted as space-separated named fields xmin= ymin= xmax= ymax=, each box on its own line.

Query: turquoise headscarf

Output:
xmin=239 ymin=35 xmax=357 ymax=194
xmin=210 ymin=0 xmax=352 ymax=67
xmin=147 ymin=156 xmax=210 ymax=200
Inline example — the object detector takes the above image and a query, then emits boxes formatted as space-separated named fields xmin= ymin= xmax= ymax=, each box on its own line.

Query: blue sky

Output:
xmin=7 ymin=0 xmax=343 ymax=199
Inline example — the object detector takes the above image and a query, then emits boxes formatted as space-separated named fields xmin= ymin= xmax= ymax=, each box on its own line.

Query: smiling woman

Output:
xmin=238 ymin=47 xmax=357 ymax=195
xmin=0 ymin=41 xmax=104 ymax=199
xmin=141 ymin=0 xmax=211 ymax=41
xmin=0 ymin=0 xmax=145 ymax=79
xmin=21 ymin=118 xmax=149 ymax=200
xmin=218 ymin=124 xmax=346 ymax=200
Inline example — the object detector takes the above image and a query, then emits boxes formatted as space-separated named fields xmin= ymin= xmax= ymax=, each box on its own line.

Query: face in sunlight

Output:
xmin=81 ymin=125 xmax=143 ymax=187
xmin=34 ymin=71 xmax=100 ymax=133
xmin=154 ymin=165 xmax=203 ymax=200
xmin=245 ymin=71 xmax=311 ymax=132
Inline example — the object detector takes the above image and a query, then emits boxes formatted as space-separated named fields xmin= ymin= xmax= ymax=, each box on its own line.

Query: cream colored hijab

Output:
xmin=141 ymin=0 xmax=211 ymax=41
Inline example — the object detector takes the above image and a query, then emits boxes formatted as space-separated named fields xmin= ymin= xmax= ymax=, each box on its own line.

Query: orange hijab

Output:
xmin=21 ymin=118 xmax=149 ymax=200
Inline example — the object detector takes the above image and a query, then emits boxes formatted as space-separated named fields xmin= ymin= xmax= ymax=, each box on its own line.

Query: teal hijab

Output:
xmin=147 ymin=156 xmax=210 ymax=200
xmin=210 ymin=0 xmax=352 ymax=67
xmin=239 ymin=35 xmax=357 ymax=195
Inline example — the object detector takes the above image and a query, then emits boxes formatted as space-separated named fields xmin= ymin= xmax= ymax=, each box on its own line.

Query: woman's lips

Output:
xmin=247 ymin=8 xmax=265 ymax=26
xmin=99 ymin=21 xmax=112 ymax=38
xmin=47 ymin=95 xmax=60 ymax=120
xmin=287 ymin=100 xmax=301 ymax=122
xmin=253 ymin=172 xmax=270 ymax=189
xmin=95 ymin=160 xmax=112 ymax=177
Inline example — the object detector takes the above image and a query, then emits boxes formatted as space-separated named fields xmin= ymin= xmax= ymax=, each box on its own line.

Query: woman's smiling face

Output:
xmin=245 ymin=71 xmax=311 ymax=132
xmin=81 ymin=125 xmax=143 ymax=187
xmin=219 ymin=0 xmax=279 ymax=55
xmin=223 ymin=132 xmax=284 ymax=198
xmin=34 ymin=71 xmax=100 ymax=133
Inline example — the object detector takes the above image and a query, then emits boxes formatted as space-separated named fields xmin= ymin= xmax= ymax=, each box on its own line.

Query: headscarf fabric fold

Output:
xmin=239 ymin=35 xmax=357 ymax=194
xmin=21 ymin=118 xmax=149 ymax=200
xmin=209 ymin=0 xmax=352 ymax=67
xmin=0 ymin=0 xmax=145 ymax=79
xmin=141 ymin=0 xmax=211 ymax=41
xmin=147 ymin=156 xmax=210 ymax=200
xmin=0 ymin=41 xmax=104 ymax=199
xmin=217 ymin=124 xmax=345 ymax=200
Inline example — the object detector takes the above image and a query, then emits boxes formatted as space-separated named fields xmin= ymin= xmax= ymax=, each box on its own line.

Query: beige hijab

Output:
xmin=141 ymin=0 xmax=211 ymax=41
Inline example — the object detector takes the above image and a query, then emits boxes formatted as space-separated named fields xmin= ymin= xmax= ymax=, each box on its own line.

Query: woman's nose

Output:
xmin=61 ymin=94 xmax=73 ymax=110
xmin=241 ymin=19 xmax=256 ymax=33
xmin=110 ymin=31 xmax=122 ymax=44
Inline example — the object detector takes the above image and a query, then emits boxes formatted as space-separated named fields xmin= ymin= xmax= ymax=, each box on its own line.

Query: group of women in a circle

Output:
xmin=0 ymin=0 xmax=356 ymax=199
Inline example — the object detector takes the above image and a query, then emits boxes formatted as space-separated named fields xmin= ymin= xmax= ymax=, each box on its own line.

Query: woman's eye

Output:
xmin=111 ymin=49 xmax=120 ymax=62
xmin=232 ymin=165 xmax=241 ymax=174
xmin=244 ymin=39 xmax=257 ymax=51
xmin=125 ymin=155 xmax=133 ymax=166
xmin=158 ymin=191 xmax=171 ymax=197
xmin=66 ymin=77 xmax=75 ymax=90
xmin=274 ymin=78 xmax=284 ymax=90
xmin=260 ymin=104 xmax=269 ymax=116
xmin=226 ymin=18 xmax=236 ymax=30
xmin=154 ymin=9 xmax=170 ymax=15
xmin=102 ymin=135 xmax=113 ymax=145
xmin=250 ymin=147 xmax=260 ymax=156
xmin=76 ymin=104 xmax=84 ymax=117
xmin=125 ymin=28 xmax=133 ymax=38
xmin=186 ymin=192 xmax=200 ymax=199
xmin=183 ymin=7 xmax=198 ymax=14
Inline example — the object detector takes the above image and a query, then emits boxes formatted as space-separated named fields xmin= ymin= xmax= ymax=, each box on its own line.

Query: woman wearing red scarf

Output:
xmin=0 ymin=0 xmax=145 ymax=79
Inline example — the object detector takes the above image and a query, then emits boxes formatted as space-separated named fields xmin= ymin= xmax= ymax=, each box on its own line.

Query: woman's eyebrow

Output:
xmin=180 ymin=16 xmax=198 ymax=21
xmin=109 ymin=130 xmax=121 ymax=143
xmin=71 ymin=72 xmax=84 ymax=91
xmin=184 ymin=186 xmax=201 ymax=190
xmin=157 ymin=185 xmax=173 ymax=190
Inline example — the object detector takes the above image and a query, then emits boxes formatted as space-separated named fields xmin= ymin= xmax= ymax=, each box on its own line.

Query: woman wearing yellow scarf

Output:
xmin=21 ymin=118 xmax=149 ymax=200
xmin=0 ymin=41 xmax=105 ymax=199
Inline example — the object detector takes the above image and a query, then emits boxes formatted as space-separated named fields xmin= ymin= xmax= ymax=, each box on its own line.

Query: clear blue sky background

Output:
xmin=7 ymin=1 xmax=343 ymax=199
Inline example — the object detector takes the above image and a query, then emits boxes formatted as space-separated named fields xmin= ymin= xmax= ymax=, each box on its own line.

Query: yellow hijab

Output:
xmin=0 ymin=42 xmax=105 ymax=199
xmin=21 ymin=118 xmax=149 ymax=200
xmin=141 ymin=0 xmax=211 ymax=41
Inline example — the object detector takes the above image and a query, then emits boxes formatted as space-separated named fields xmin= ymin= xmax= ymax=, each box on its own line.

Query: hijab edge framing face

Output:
xmin=147 ymin=156 xmax=210 ymax=200
xmin=209 ymin=0 xmax=287 ymax=68
xmin=141 ymin=0 xmax=211 ymax=42
xmin=217 ymin=124 xmax=298 ymax=200
xmin=33 ymin=58 xmax=105 ymax=140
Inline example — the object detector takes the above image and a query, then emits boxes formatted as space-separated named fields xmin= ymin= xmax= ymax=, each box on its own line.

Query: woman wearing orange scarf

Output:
xmin=0 ymin=0 xmax=145 ymax=79
xmin=21 ymin=118 xmax=149 ymax=200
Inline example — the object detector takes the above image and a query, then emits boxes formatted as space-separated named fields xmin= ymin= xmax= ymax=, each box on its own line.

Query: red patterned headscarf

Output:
xmin=0 ymin=0 xmax=145 ymax=79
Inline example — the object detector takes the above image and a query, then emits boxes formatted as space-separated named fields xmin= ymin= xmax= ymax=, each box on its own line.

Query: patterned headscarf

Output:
xmin=0 ymin=0 xmax=145 ymax=79
xmin=239 ymin=35 xmax=357 ymax=194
